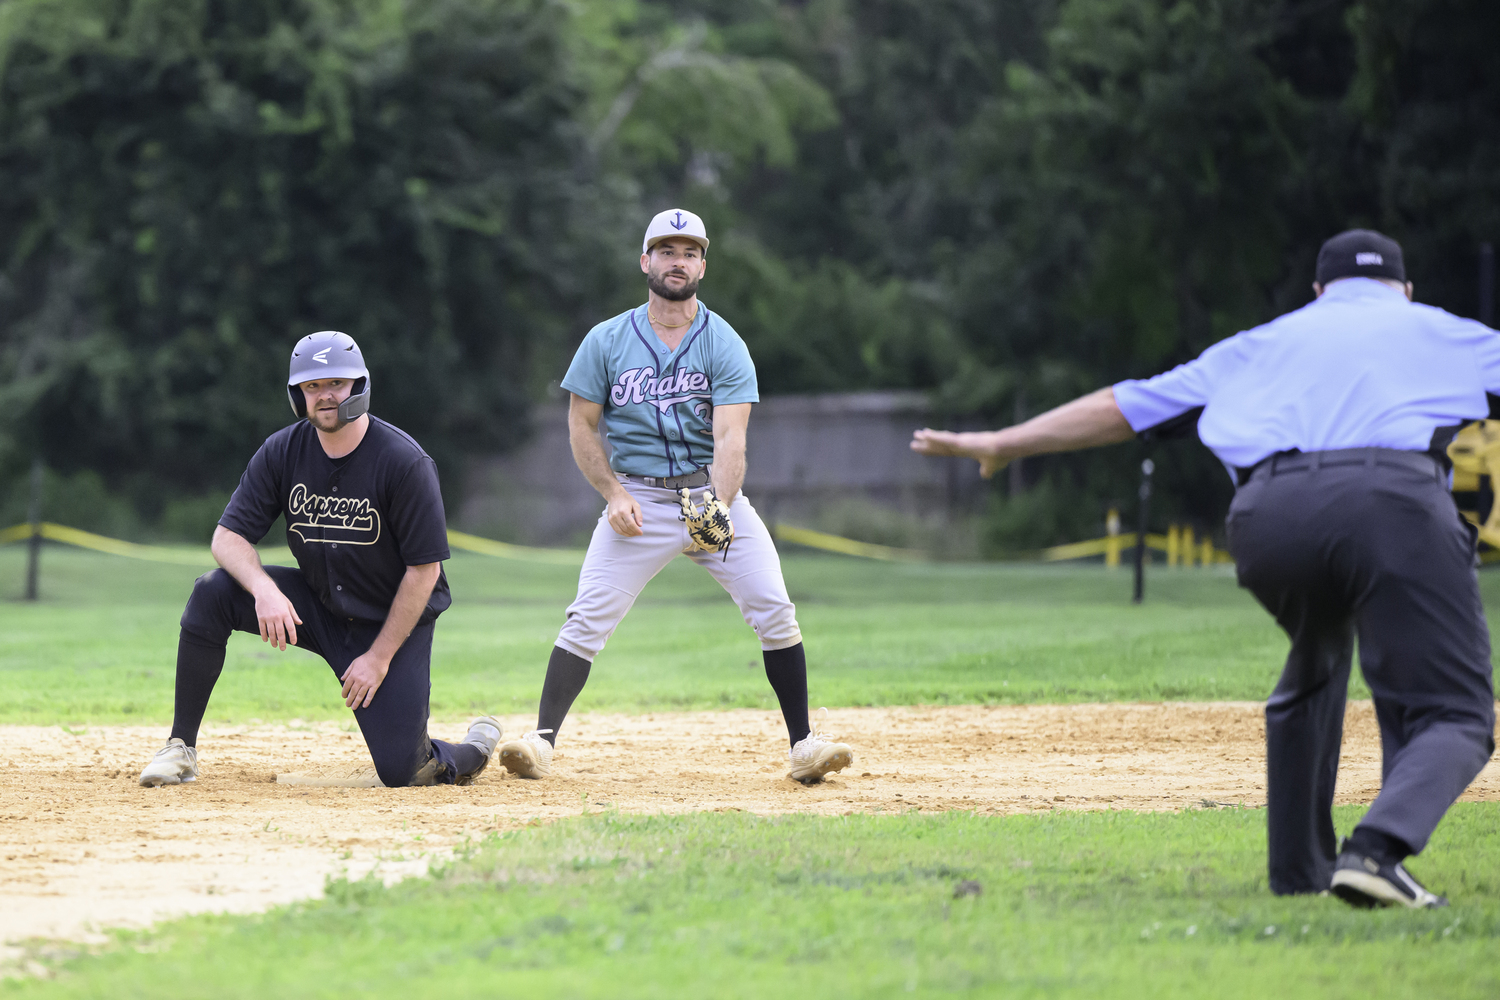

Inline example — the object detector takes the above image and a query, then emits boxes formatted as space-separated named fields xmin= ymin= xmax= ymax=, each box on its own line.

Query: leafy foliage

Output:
xmin=0 ymin=0 xmax=592 ymax=512
xmin=0 ymin=0 xmax=1493 ymax=543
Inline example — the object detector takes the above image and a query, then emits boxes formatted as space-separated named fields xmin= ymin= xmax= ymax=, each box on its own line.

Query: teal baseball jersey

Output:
xmin=561 ymin=303 xmax=759 ymax=477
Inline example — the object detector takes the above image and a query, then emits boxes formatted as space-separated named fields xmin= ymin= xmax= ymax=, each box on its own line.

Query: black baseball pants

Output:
xmin=178 ymin=566 xmax=464 ymax=787
xmin=1227 ymin=448 xmax=1495 ymax=895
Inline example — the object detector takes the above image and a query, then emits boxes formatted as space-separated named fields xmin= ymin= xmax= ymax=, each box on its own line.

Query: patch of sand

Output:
xmin=3 ymin=702 xmax=1498 ymax=963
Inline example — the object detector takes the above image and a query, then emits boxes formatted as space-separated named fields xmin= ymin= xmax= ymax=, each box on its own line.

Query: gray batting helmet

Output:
xmin=287 ymin=331 xmax=371 ymax=422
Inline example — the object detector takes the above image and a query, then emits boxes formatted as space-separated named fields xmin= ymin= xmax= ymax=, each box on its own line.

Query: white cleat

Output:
xmin=788 ymin=708 xmax=854 ymax=785
xmin=138 ymin=738 xmax=199 ymax=787
xmin=498 ymin=729 xmax=555 ymax=779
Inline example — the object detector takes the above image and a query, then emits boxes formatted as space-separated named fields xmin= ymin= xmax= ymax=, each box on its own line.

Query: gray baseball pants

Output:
xmin=1227 ymin=448 xmax=1495 ymax=895
xmin=555 ymin=479 xmax=803 ymax=661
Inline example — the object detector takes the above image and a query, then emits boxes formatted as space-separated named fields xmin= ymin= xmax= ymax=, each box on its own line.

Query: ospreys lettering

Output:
xmin=287 ymin=483 xmax=381 ymax=545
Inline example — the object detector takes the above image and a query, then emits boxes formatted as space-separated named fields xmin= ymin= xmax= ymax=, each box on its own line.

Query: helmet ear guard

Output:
xmin=338 ymin=376 xmax=371 ymax=422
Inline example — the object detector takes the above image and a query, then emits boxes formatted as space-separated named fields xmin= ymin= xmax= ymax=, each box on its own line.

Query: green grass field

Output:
xmin=6 ymin=808 xmax=1499 ymax=999
xmin=5 ymin=545 xmax=1500 ymax=997
xmin=2 ymin=543 xmax=1326 ymax=724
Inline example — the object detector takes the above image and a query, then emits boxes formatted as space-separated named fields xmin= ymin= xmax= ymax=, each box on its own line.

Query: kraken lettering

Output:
xmin=608 ymin=366 xmax=712 ymax=414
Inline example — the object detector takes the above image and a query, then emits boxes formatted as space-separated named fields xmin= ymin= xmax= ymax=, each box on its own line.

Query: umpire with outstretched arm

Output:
xmin=912 ymin=230 xmax=1497 ymax=909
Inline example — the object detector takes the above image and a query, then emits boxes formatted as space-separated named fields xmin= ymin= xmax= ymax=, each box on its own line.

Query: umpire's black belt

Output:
xmin=1238 ymin=447 xmax=1443 ymax=487
xmin=619 ymin=469 xmax=711 ymax=489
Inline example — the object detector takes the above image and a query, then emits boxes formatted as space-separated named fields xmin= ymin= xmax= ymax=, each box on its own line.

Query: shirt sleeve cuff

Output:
xmin=560 ymin=379 xmax=606 ymax=404
xmin=1112 ymin=379 xmax=1189 ymax=433
xmin=215 ymin=517 xmax=265 ymax=545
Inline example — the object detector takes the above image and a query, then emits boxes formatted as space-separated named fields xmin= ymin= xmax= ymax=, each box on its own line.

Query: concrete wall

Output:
xmin=457 ymin=391 xmax=987 ymax=545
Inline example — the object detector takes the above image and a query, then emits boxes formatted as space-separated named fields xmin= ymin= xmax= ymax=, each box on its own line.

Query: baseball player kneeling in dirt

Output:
xmin=137 ymin=332 xmax=501 ymax=789
xmin=496 ymin=208 xmax=854 ymax=784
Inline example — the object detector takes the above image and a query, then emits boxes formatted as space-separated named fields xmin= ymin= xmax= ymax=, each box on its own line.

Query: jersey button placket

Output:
xmin=329 ymin=481 xmax=340 ymax=551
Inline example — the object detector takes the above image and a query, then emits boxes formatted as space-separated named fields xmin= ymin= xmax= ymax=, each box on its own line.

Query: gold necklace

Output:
xmin=649 ymin=304 xmax=698 ymax=329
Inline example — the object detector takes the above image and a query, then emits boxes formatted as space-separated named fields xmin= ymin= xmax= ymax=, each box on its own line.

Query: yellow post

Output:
xmin=1166 ymin=525 xmax=1178 ymax=567
xmin=1182 ymin=526 xmax=1196 ymax=567
xmin=1104 ymin=508 xmax=1121 ymax=569
xmin=1201 ymin=537 xmax=1214 ymax=567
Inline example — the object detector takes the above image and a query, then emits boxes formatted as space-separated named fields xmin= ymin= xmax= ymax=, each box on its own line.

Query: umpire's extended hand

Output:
xmin=910 ymin=388 xmax=1135 ymax=478
xmin=910 ymin=429 xmax=1013 ymax=479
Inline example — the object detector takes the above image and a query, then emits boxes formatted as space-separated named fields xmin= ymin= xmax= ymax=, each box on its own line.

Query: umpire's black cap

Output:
xmin=1316 ymin=229 xmax=1406 ymax=285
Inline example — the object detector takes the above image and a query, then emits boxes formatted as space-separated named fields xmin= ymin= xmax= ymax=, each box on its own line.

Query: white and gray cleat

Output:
xmin=138 ymin=737 xmax=199 ymax=787
xmin=456 ymin=716 xmax=503 ymax=786
xmin=788 ymin=708 xmax=854 ymax=785
xmin=498 ymin=729 xmax=555 ymax=780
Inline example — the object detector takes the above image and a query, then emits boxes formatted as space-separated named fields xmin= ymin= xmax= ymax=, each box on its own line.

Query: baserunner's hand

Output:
xmin=607 ymin=490 xmax=644 ymax=537
xmin=253 ymin=584 xmax=303 ymax=650
xmin=341 ymin=651 xmax=390 ymax=709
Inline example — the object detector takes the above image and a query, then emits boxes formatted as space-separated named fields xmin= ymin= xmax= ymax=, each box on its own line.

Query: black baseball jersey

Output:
xmin=219 ymin=416 xmax=452 ymax=624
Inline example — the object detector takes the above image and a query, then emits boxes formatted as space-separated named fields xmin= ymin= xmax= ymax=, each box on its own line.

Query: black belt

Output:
xmin=1238 ymin=448 xmax=1443 ymax=486
xmin=620 ymin=469 xmax=711 ymax=489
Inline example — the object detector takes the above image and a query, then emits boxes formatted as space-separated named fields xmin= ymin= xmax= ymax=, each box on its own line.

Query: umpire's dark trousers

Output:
xmin=1227 ymin=448 xmax=1495 ymax=895
xmin=180 ymin=566 xmax=463 ymax=787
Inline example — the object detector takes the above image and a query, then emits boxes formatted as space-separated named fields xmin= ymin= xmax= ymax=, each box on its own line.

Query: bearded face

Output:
xmin=643 ymin=239 xmax=706 ymax=300
xmin=300 ymin=379 xmax=353 ymax=432
xmin=647 ymin=265 xmax=700 ymax=301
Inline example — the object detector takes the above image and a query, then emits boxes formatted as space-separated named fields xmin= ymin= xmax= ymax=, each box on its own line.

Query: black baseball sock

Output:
xmin=170 ymin=628 xmax=226 ymax=747
xmin=449 ymin=742 xmax=488 ymax=777
xmin=537 ymin=646 xmax=592 ymax=746
xmin=763 ymin=643 xmax=811 ymax=747
xmin=1347 ymin=827 xmax=1412 ymax=866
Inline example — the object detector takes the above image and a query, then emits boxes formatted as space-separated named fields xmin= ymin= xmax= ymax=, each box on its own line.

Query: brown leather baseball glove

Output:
xmin=678 ymin=487 xmax=734 ymax=558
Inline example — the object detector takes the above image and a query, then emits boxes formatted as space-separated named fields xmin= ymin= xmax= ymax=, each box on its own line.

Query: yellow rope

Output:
xmin=772 ymin=524 xmax=926 ymax=562
xmin=0 ymin=522 xmax=586 ymax=566
xmin=0 ymin=523 xmax=217 ymax=565
xmin=0 ymin=521 xmax=1249 ymax=566
xmin=445 ymin=529 xmax=584 ymax=565
xmin=1041 ymin=532 xmax=1233 ymax=564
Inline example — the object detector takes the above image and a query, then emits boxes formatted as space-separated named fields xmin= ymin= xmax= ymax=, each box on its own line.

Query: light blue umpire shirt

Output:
xmin=561 ymin=302 xmax=759 ymax=478
xmin=1113 ymin=278 xmax=1500 ymax=477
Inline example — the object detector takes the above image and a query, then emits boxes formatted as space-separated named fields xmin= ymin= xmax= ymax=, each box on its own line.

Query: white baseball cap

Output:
xmin=643 ymin=208 xmax=710 ymax=254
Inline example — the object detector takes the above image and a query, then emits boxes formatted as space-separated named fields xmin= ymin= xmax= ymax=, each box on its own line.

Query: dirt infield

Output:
xmin=5 ymin=701 xmax=1499 ymax=961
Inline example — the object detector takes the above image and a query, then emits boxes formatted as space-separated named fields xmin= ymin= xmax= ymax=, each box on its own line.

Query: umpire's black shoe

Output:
xmin=1330 ymin=851 xmax=1448 ymax=909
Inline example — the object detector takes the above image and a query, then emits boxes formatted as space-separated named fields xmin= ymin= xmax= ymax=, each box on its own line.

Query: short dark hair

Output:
xmin=1316 ymin=229 xmax=1406 ymax=285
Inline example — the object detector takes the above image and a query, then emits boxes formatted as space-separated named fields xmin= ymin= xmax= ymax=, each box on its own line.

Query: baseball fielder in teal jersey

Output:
xmin=496 ymin=208 xmax=855 ymax=784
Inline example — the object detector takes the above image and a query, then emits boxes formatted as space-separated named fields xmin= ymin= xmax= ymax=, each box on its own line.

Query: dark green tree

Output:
xmin=2 ymin=0 xmax=1495 ymax=549
xmin=0 ymin=0 xmax=592 ymax=516
xmin=1344 ymin=0 xmax=1500 ymax=312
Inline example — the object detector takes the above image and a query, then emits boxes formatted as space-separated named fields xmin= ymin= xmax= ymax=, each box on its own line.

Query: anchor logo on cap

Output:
xmin=670 ymin=211 xmax=688 ymax=230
